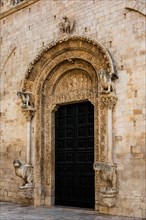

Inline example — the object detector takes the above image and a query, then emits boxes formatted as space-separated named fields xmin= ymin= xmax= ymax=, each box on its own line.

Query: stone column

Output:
xmin=16 ymin=108 xmax=35 ymax=199
xmin=100 ymin=93 xmax=118 ymax=163
xmin=14 ymin=91 xmax=35 ymax=197
xmin=94 ymin=93 xmax=118 ymax=208
xmin=107 ymin=108 xmax=113 ymax=163
xmin=23 ymin=109 xmax=35 ymax=165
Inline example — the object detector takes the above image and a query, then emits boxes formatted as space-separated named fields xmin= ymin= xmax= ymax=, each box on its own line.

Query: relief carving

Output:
xmin=13 ymin=160 xmax=33 ymax=189
xmin=54 ymin=70 xmax=92 ymax=94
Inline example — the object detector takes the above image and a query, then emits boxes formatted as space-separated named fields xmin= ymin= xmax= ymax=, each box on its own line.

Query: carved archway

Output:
xmin=21 ymin=36 xmax=118 ymax=209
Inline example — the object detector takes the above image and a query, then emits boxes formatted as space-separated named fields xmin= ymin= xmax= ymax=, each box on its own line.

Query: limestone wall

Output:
xmin=0 ymin=0 xmax=145 ymax=218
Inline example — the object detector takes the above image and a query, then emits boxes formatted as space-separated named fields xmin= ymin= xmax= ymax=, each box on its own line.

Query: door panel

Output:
xmin=55 ymin=102 xmax=94 ymax=208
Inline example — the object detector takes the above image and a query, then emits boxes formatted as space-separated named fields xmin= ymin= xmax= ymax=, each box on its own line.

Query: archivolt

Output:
xmin=22 ymin=35 xmax=115 ymax=94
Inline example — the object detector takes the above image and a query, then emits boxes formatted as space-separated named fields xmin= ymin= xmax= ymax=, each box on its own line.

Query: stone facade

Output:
xmin=0 ymin=0 xmax=146 ymax=218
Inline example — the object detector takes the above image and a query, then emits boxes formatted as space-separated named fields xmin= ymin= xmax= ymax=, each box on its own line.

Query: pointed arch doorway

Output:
xmin=55 ymin=101 xmax=94 ymax=208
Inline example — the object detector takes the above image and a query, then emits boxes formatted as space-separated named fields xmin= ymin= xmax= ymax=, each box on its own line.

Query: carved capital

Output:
xmin=100 ymin=93 xmax=118 ymax=109
xmin=22 ymin=108 xmax=35 ymax=122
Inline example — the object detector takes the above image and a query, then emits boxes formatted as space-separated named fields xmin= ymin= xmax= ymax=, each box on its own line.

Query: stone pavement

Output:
xmin=0 ymin=202 xmax=142 ymax=220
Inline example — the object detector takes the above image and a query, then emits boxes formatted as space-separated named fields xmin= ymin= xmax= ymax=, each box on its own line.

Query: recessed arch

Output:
xmin=22 ymin=36 xmax=115 ymax=94
xmin=22 ymin=36 xmax=116 ymax=208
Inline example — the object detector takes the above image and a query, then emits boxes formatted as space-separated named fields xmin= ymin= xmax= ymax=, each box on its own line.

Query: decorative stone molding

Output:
xmin=100 ymin=93 xmax=118 ymax=109
xmin=23 ymin=35 xmax=115 ymax=83
xmin=94 ymin=162 xmax=118 ymax=207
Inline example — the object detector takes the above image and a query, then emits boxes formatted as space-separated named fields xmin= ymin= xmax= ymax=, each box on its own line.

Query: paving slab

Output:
xmin=0 ymin=202 xmax=142 ymax=220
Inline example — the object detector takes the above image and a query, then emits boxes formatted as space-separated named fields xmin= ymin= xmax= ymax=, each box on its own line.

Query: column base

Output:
xmin=99 ymin=190 xmax=118 ymax=208
xmin=18 ymin=187 xmax=34 ymax=200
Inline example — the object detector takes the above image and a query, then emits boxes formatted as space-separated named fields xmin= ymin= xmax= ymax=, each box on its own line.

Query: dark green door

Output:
xmin=55 ymin=101 xmax=94 ymax=208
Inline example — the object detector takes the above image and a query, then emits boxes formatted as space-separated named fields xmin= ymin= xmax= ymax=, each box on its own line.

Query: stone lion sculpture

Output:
xmin=94 ymin=162 xmax=117 ymax=193
xmin=13 ymin=160 xmax=33 ymax=189
xmin=98 ymin=69 xmax=118 ymax=93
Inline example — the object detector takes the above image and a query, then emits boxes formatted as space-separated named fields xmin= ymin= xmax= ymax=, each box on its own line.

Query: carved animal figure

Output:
xmin=98 ymin=69 xmax=118 ymax=93
xmin=59 ymin=16 xmax=74 ymax=34
xmin=96 ymin=164 xmax=117 ymax=192
xmin=13 ymin=160 xmax=33 ymax=189
xmin=17 ymin=91 xmax=34 ymax=108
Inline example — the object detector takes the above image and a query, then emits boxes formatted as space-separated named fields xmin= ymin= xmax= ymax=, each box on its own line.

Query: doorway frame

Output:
xmin=21 ymin=36 xmax=117 ymax=209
